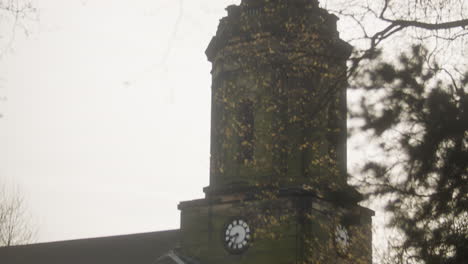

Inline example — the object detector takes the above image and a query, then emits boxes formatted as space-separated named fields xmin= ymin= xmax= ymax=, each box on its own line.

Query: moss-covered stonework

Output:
xmin=206 ymin=0 xmax=350 ymax=194
xmin=178 ymin=0 xmax=373 ymax=263
xmin=178 ymin=196 xmax=372 ymax=264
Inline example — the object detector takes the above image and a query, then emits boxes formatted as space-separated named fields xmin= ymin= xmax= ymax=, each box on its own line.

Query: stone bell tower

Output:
xmin=178 ymin=0 xmax=373 ymax=263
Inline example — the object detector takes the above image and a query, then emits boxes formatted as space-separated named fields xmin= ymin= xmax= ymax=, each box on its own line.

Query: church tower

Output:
xmin=178 ymin=0 xmax=373 ymax=263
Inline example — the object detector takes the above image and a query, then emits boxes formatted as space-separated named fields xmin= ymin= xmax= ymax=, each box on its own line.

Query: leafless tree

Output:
xmin=0 ymin=0 xmax=36 ymax=59
xmin=0 ymin=0 xmax=36 ymax=119
xmin=320 ymin=0 xmax=468 ymax=77
xmin=0 ymin=185 xmax=35 ymax=246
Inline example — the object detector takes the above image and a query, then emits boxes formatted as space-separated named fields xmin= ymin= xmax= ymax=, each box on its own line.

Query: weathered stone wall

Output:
xmin=179 ymin=196 xmax=372 ymax=264
xmin=206 ymin=0 xmax=351 ymax=195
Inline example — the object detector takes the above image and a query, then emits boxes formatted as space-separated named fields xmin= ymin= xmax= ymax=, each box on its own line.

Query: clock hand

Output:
xmin=230 ymin=232 xmax=239 ymax=242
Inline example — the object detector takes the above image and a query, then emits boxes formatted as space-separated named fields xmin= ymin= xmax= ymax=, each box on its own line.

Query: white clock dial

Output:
xmin=334 ymin=224 xmax=350 ymax=256
xmin=223 ymin=219 xmax=251 ymax=253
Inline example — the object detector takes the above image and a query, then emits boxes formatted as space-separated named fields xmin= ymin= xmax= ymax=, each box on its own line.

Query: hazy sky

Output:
xmin=0 ymin=0 xmax=381 ymax=243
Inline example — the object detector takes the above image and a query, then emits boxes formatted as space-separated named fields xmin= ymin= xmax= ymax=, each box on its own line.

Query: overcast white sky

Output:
xmin=0 ymin=0 xmax=382 ymax=243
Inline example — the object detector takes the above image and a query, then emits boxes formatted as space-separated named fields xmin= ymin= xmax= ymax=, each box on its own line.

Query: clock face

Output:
xmin=334 ymin=224 xmax=350 ymax=256
xmin=223 ymin=218 xmax=252 ymax=254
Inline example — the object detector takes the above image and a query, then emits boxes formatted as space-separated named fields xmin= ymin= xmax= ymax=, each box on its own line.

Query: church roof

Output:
xmin=0 ymin=229 xmax=180 ymax=264
xmin=155 ymin=250 xmax=200 ymax=264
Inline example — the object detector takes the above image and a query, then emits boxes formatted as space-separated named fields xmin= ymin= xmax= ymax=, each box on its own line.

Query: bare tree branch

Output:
xmin=384 ymin=18 xmax=468 ymax=30
xmin=0 ymin=185 xmax=35 ymax=247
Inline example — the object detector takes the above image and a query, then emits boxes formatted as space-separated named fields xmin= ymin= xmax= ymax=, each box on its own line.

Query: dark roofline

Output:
xmin=0 ymin=229 xmax=181 ymax=264
xmin=0 ymin=229 xmax=180 ymax=250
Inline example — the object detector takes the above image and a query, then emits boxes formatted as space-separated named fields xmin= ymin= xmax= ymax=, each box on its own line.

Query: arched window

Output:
xmin=238 ymin=99 xmax=254 ymax=163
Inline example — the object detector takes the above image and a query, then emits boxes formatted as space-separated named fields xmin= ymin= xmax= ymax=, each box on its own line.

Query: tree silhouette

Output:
xmin=351 ymin=45 xmax=467 ymax=264
xmin=320 ymin=1 xmax=468 ymax=262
